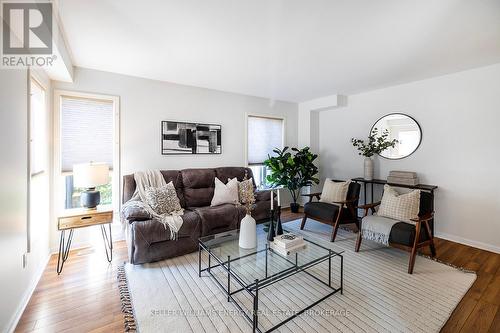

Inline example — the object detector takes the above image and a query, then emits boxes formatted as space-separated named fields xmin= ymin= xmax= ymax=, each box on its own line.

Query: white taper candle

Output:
xmin=270 ymin=190 xmax=274 ymax=210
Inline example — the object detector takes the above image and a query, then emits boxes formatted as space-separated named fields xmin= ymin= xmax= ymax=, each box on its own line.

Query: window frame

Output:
xmin=245 ymin=113 xmax=285 ymax=188
xmin=29 ymin=76 xmax=47 ymax=177
xmin=53 ymin=90 xmax=120 ymax=215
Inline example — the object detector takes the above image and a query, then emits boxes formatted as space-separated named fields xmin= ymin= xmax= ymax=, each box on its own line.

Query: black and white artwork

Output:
xmin=161 ymin=121 xmax=222 ymax=155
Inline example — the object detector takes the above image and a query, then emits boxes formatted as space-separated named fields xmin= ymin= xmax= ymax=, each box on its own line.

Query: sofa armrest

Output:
xmin=121 ymin=204 xmax=152 ymax=222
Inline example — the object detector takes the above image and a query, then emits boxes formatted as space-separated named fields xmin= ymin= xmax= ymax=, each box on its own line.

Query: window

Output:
xmin=30 ymin=79 xmax=46 ymax=175
xmin=56 ymin=92 xmax=118 ymax=210
xmin=247 ymin=115 xmax=284 ymax=188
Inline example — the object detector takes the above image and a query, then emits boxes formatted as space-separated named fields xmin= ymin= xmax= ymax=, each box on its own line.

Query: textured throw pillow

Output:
xmin=211 ymin=177 xmax=239 ymax=206
xmin=319 ymin=179 xmax=351 ymax=206
xmin=144 ymin=181 xmax=182 ymax=214
xmin=377 ymin=185 xmax=420 ymax=223
xmin=234 ymin=177 xmax=254 ymax=204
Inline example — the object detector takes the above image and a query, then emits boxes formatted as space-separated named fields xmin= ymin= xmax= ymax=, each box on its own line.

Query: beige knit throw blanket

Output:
xmin=122 ymin=170 xmax=183 ymax=240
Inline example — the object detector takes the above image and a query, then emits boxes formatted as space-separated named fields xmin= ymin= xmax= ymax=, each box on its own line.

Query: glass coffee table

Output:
xmin=198 ymin=228 xmax=344 ymax=333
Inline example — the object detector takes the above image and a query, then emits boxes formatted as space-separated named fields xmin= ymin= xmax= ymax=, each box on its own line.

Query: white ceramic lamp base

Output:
xmin=239 ymin=214 xmax=257 ymax=249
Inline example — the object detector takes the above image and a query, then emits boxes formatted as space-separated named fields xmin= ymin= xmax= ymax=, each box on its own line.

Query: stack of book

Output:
xmin=270 ymin=233 xmax=307 ymax=256
xmin=387 ymin=170 xmax=419 ymax=186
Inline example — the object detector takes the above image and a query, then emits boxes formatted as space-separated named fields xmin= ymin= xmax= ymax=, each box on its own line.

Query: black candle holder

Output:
xmin=276 ymin=205 xmax=283 ymax=236
xmin=267 ymin=209 xmax=275 ymax=241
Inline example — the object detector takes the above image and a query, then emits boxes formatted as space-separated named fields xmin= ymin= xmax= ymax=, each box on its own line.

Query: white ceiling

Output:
xmin=58 ymin=0 xmax=500 ymax=102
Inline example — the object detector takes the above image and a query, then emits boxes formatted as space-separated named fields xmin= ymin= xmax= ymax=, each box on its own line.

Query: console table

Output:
xmin=352 ymin=177 xmax=438 ymax=205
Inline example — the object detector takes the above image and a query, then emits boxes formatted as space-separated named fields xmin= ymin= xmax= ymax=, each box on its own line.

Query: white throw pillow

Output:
xmin=377 ymin=185 xmax=420 ymax=223
xmin=211 ymin=177 xmax=239 ymax=206
xmin=319 ymin=179 xmax=351 ymax=206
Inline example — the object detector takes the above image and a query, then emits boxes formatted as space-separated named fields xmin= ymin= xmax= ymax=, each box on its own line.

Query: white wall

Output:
xmin=52 ymin=67 xmax=298 ymax=250
xmin=318 ymin=63 xmax=500 ymax=253
xmin=0 ymin=68 xmax=51 ymax=333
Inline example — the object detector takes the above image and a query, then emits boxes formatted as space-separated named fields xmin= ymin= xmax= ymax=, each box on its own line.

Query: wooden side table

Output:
xmin=57 ymin=206 xmax=114 ymax=274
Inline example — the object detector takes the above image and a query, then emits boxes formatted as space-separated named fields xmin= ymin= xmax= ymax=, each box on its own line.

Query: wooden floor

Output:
xmin=16 ymin=210 xmax=500 ymax=333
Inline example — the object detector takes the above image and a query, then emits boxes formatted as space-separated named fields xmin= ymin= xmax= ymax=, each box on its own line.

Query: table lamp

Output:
xmin=73 ymin=162 xmax=110 ymax=209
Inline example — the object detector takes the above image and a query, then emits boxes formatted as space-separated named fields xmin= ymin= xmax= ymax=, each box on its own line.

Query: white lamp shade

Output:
xmin=73 ymin=163 xmax=110 ymax=188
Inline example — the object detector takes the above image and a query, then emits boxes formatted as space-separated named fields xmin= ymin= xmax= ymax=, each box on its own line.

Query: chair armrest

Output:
xmin=301 ymin=192 xmax=322 ymax=202
xmin=331 ymin=197 xmax=358 ymax=205
xmin=357 ymin=201 xmax=381 ymax=210
xmin=410 ymin=212 xmax=434 ymax=223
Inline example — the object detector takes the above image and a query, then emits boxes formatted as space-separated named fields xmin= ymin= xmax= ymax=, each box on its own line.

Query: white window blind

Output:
xmin=30 ymin=80 xmax=46 ymax=175
xmin=61 ymin=96 xmax=114 ymax=172
xmin=247 ymin=115 xmax=284 ymax=165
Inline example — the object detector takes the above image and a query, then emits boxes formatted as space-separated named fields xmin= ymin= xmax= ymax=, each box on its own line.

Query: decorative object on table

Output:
xmin=371 ymin=113 xmax=422 ymax=159
xmin=387 ymin=170 xmax=419 ymax=186
xmin=73 ymin=162 xmax=110 ymax=209
xmin=351 ymin=128 xmax=398 ymax=180
xmin=275 ymin=188 xmax=283 ymax=236
xmin=264 ymin=146 xmax=319 ymax=213
xmin=267 ymin=191 xmax=276 ymax=241
xmin=57 ymin=206 xmax=113 ymax=274
xmin=161 ymin=120 xmax=221 ymax=155
xmin=356 ymin=185 xmax=436 ymax=274
xmin=238 ymin=171 xmax=257 ymax=249
xmin=301 ymin=179 xmax=360 ymax=242
xmin=271 ymin=233 xmax=307 ymax=256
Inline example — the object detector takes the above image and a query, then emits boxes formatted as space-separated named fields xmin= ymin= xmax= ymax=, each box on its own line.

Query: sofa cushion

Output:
xmin=181 ymin=168 xmax=216 ymax=207
xmin=389 ymin=221 xmax=430 ymax=246
xmin=192 ymin=204 xmax=243 ymax=236
xmin=132 ymin=210 xmax=201 ymax=245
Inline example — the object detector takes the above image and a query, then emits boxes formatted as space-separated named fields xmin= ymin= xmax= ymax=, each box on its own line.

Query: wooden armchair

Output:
xmin=300 ymin=181 xmax=361 ymax=242
xmin=355 ymin=191 xmax=436 ymax=274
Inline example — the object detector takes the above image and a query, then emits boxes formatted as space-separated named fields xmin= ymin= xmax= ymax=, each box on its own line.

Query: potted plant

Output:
xmin=351 ymin=128 xmax=398 ymax=180
xmin=264 ymin=147 xmax=319 ymax=213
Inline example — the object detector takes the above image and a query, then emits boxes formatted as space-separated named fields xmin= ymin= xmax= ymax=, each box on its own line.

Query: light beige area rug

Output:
xmin=119 ymin=219 xmax=476 ymax=333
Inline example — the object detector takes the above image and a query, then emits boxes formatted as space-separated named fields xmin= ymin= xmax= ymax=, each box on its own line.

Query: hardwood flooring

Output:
xmin=15 ymin=210 xmax=500 ymax=333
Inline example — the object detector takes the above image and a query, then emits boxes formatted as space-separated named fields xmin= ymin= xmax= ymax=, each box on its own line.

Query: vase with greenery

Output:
xmin=264 ymin=147 xmax=319 ymax=213
xmin=351 ymin=128 xmax=398 ymax=180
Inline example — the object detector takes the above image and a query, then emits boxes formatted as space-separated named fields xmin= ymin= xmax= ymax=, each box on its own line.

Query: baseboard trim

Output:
xmin=435 ymin=232 xmax=500 ymax=254
xmin=7 ymin=251 xmax=51 ymax=333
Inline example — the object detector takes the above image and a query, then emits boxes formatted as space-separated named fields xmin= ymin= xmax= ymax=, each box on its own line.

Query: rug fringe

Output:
xmin=418 ymin=254 xmax=476 ymax=274
xmin=117 ymin=265 xmax=138 ymax=332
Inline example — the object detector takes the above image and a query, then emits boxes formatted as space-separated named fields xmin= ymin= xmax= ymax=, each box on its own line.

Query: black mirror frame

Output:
xmin=370 ymin=113 xmax=422 ymax=160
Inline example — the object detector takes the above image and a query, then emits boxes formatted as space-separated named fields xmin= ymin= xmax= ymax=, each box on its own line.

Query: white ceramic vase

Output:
xmin=239 ymin=214 xmax=257 ymax=249
xmin=364 ymin=156 xmax=374 ymax=180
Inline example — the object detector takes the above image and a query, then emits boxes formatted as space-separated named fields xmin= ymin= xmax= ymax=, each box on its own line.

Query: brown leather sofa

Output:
xmin=122 ymin=167 xmax=273 ymax=264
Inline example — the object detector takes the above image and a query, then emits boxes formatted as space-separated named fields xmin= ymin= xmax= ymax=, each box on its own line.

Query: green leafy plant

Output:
xmin=351 ymin=128 xmax=398 ymax=157
xmin=264 ymin=147 xmax=319 ymax=205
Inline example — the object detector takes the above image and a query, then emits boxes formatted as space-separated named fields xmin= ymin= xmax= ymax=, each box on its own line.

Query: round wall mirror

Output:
xmin=371 ymin=113 xmax=422 ymax=159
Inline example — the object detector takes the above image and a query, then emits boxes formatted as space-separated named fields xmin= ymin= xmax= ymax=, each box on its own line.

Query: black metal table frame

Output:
xmin=56 ymin=223 xmax=113 ymax=274
xmin=198 ymin=238 xmax=343 ymax=333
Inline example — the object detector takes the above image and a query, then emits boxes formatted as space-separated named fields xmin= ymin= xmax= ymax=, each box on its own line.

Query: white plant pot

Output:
xmin=239 ymin=214 xmax=257 ymax=249
xmin=364 ymin=157 xmax=374 ymax=180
